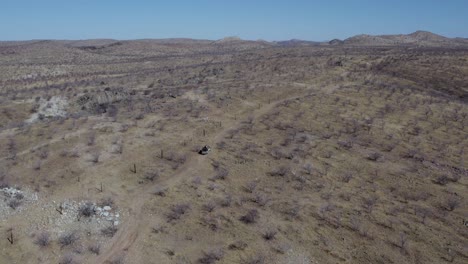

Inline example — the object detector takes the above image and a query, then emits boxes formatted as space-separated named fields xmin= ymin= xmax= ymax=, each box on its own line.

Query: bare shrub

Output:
xmin=270 ymin=165 xmax=290 ymax=177
xmin=87 ymin=131 xmax=96 ymax=146
xmin=144 ymin=171 xmax=159 ymax=182
xmin=59 ymin=254 xmax=75 ymax=264
xmin=167 ymin=203 xmax=191 ymax=222
xmin=303 ymin=163 xmax=314 ymax=175
xmin=340 ymin=172 xmax=353 ymax=183
xmin=240 ymin=254 xmax=266 ymax=264
xmin=153 ymin=187 xmax=167 ymax=197
xmin=361 ymin=196 xmax=378 ymax=213
xmin=272 ymin=242 xmax=291 ymax=254
xmin=32 ymin=160 xmax=42 ymax=171
xmin=109 ymin=256 xmax=125 ymax=264
xmin=199 ymin=248 xmax=225 ymax=264
xmin=68 ymin=149 xmax=80 ymax=158
xmin=220 ymin=194 xmax=232 ymax=207
xmin=202 ymin=201 xmax=217 ymax=212
xmin=101 ymin=226 xmax=118 ymax=237
xmin=414 ymin=206 xmax=431 ymax=224
xmin=88 ymin=244 xmax=101 ymax=255
xmin=240 ymin=209 xmax=259 ymax=224
xmin=78 ymin=202 xmax=95 ymax=218
xmin=191 ymin=176 xmax=202 ymax=188
xmin=8 ymin=199 xmax=22 ymax=209
xmin=111 ymin=143 xmax=123 ymax=154
xmin=432 ymin=175 xmax=449 ymax=186
xmin=338 ymin=140 xmax=353 ymax=150
xmin=243 ymin=181 xmax=257 ymax=193
xmin=284 ymin=203 xmax=301 ymax=219
xmin=262 ymin=228 xmax=277 ymax=240
xmin=395 ymin=232 xmax=408 ymax=254
xmin=251 ymin=192 xmax=270 ymax=207
xmin=366 ymin=151 xmax=382 ymax=161
xmin=37 ymin=148 xmax=49 ymax=159
xmin=34 ymin=232 xmax=50 ymax=248
xmin=444 ymin=195 xmax=461 ymax=211
xmin=202 ymin=215 xmax=221 ymax=231
xmin=58 ymin=232 xmax=79 ymax=248
xmin=228 ymin=240 xmax=247 ymax=250
xmin=212 ymin=168 xmax=229 ymax=181
xmin=88 ymin=152 xmax=100 ymax=163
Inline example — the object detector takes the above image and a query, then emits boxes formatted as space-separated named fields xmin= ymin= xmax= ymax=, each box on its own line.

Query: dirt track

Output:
xmin=94 ymin=94 xmax=305 ymax=263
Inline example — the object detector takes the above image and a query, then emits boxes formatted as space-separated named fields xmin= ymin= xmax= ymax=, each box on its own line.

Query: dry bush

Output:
xmin=212 ymin=168 xmax=229 ymax=181
xmin=78 ymin=202 xmax=95 ymax=218
xmin=340 ymin=172 xmax=354 ymax=183
xmin=58 ymin=232 xmax=79 ymax=248
xmin=101 ymin=226 xmax=118 ymax=237
xmin=98 ymin=197 xmax=115 ymax=208
xmin=88 ymin=152 xmax=100 ymax=163
xmin=432 ymin=175 xmax=449 ymax=186
xmin=32 ymin=160 xmax=42 ymax=171
xmin=228 ymin=240 xmax=247 ymax=251
xmin=88 ymin=244 xmax=100 ymax=255
xmin=444 ymin=195 xmax=461 ymax=211
xmin=262 ymin=228 xmax=277 ymax=240
xmin=220 ymin=194 xmax=232 ymax=207
xmin=87 ymin=131 xmax=96 ymax=146
xmin=109 ymin=256 xmax=125 ymax=264
xmin=394 ymin=232 xmax=409 ymax=254
xmin=303 ymin=163 xmax=314 ymax=175
xmin=144 ymin=171 xmax=159 ymax=182
xmin=34 ymin=232 xmax=50 ymax=248
xmin=414 ymin=206 xmax=431 ymax=224
xmin=202 ymin=201 xmax=217 ymax=212
xmin=153 ymin=187 xmax=167 ymax=197
xmin=240 ymin=209 xmax=259 ymax=224
xmin=366 ymin=151 xmax=382 ymax=161
xmin=59 ymin=254 xmax=75 ymax=264
xmin=167 ymin=203 xmax=191 ymax=222
xmin=270 ymin=165 xmax=290 ymax=177
xmin=37 ymin=148 xmax=49 ymax=159
xmin=243 ymin=181 xmax=257 ymax=193
xmin=8 ymin=199 xmax=22 ymax=209
xmin=284 ymin=202 xmax=301 ymax=220
xmin=201 ymin=215 xmax=221 ymax=231
xmin=240 ymin=254 xmax=266 ymax=264
xmin=111 ymin=143 xmax=123 ymax=154
xmin=361 ymin=196 xmax=378 ymax=213
xmin=199 ymin=248 xmax=225 ymax=264
xmin=251 ymin=192 xmax=270 ymax=207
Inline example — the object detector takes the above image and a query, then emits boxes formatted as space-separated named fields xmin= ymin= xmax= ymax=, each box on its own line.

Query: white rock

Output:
xmin=102 ymin=212 xmax=109 ymax=217
xmin=113 ymin=221 xmax=119 ymax=226
xmin=103 ymin=206 xmax=111 ymax=211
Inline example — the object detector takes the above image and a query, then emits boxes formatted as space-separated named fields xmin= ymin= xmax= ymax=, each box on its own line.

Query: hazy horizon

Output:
xmin=1 ymin=1 xmax=467 ymax=41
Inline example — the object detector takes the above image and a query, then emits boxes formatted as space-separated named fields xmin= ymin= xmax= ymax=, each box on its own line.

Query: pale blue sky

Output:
xmin=0 ymin=0 xmax=467 ymax=41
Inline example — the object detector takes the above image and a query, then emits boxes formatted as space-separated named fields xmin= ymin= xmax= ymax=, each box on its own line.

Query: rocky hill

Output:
xmin=343 ymin=30 xmax=468 ymax=46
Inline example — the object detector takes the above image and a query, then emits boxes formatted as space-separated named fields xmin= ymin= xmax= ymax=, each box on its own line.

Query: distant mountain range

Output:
xmin=211 ymin=31 xmax=468 ymax=47
xmin=1 ymin=31 xmax=467 ymax=49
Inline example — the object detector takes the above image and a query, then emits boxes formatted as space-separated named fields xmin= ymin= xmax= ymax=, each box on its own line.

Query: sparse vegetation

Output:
xmin=0 ymin=32 xmax=466 ymax=264
xmin=58 ymin=232 xmax=79 ymax=249
xmin=34 ymin=232 xmax=50 ymax=248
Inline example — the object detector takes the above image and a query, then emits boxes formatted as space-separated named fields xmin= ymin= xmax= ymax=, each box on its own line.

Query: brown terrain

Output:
xmin=0 ymin=31 xmax=467 ymax=264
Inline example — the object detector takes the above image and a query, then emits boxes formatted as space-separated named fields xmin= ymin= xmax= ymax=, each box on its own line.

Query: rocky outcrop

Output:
xmin=76 ymin=89 xmax=131 ymax=113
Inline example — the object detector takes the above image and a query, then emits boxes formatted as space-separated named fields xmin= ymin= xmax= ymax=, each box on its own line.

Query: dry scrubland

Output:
xmin=0 ymin=37 xmax=467 ymax=264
